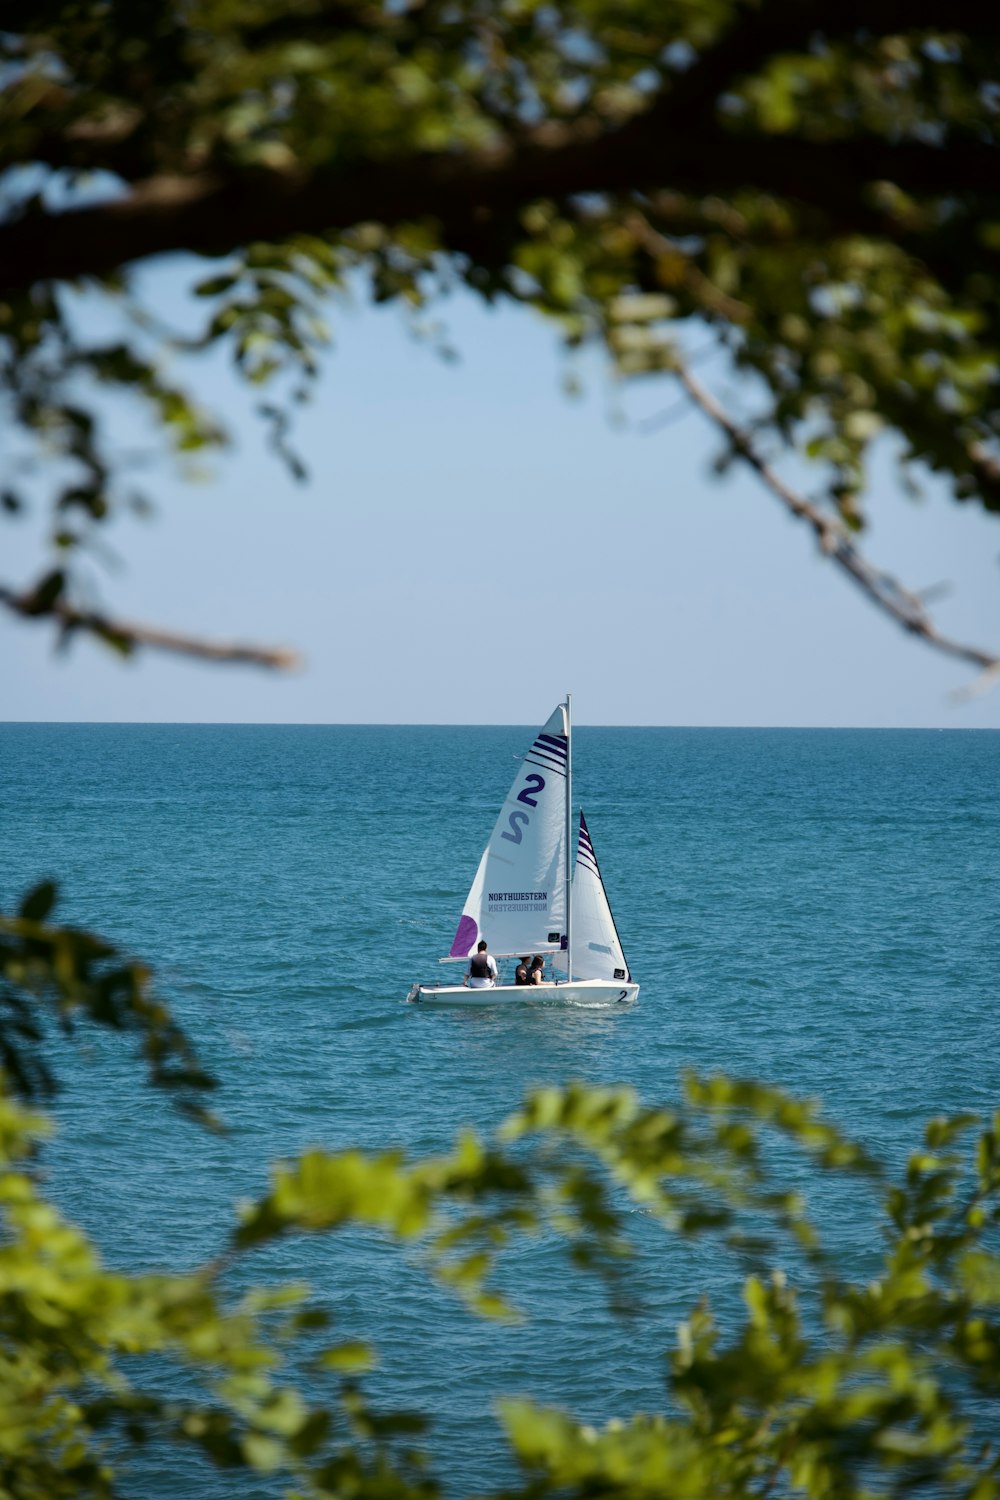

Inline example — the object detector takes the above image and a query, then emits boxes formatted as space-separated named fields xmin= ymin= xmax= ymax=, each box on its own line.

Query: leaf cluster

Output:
xmin=2 ymin=1045 xmax=1000 ymax=1500
xmin=0 ymin=881 xmax=216 ymax=1124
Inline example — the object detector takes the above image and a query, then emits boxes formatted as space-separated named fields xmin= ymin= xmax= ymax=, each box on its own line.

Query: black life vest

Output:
xmin=514 ymin=963 xmax=530 ymax=985
xmin=469 ymin=952 xmax=491 ymax=979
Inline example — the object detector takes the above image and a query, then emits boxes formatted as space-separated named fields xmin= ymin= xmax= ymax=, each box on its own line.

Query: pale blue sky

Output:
xmin=2 ymin=264 xmax=999 ymax=727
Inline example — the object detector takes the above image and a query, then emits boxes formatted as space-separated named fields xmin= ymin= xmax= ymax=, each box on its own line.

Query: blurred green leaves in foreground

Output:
xmin=1 ymin=881 xmax=999 ymax=1499
xmin=0 ymin=880 xmax=216 ymax=1125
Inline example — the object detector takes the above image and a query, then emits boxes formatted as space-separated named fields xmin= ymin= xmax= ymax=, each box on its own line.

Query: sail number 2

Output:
xmin=500 ymin=773 xmax=545 ymax=844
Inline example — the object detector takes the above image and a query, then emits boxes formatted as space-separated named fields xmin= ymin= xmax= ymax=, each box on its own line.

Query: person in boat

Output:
xmin=514 ymin=957 xmax=531 ymax=986
xmin=464 ymin=940 xmax=498 ymax=988
xmin=529 ymin=955 xmax=545 ymax=985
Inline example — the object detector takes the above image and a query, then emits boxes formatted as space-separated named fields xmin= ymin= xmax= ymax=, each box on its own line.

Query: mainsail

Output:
xmin=448 ymin=705 xmax=568 ymax=959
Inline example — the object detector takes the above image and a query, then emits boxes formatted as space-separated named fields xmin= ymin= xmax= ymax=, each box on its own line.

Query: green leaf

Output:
xmin=18 ymin=881 xmax=57 ymax=922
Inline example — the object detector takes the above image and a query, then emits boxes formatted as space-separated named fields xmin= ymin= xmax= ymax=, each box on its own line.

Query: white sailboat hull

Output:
xmin=406 ymin=979 xmax=639 ymax=1008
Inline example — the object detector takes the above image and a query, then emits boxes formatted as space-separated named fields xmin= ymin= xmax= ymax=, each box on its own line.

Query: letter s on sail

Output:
xmin=501 ymin=810 xmax=529 ymax=844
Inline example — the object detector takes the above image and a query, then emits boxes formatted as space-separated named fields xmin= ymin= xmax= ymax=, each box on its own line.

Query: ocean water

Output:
xmin=2 ymin=723 xmax=999 ymax=1494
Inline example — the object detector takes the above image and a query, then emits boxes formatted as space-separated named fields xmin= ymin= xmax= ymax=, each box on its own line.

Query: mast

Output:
xmin=564 ymin=691 xmax=572 ymax=984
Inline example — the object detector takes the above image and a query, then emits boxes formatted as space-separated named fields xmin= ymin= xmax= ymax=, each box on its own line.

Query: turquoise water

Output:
xmin=2 ymin=723 xmax=999 ymax=1493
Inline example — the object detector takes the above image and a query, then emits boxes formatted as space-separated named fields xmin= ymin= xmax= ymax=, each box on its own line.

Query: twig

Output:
xmin=673 ymin=362 xmax=1000 ymax=685
xmin=0 ymin=584 xmax=301 ymax=670
xmin=952 ymin=660 xmax=1000 ymax=703
xmin=626 ymin=211 xmax=752 ymax=325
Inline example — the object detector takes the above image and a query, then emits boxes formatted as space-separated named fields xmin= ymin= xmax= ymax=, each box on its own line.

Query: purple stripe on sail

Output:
xmin=530 ymin=746 xmax=567 ymax=767
xmin=525 ymin=754 xmax=567 ymax=777
xmin=536 ymin=734 xmax=567 ymax=758
xmin=449 ymin=913 xmax=479 ymax=957
xmin=577 ymin=812 xmax=600 ymax=873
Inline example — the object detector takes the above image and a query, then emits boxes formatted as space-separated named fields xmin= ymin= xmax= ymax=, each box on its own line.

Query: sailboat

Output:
xmin=406 ymin=697 xmax=639 ymax=1006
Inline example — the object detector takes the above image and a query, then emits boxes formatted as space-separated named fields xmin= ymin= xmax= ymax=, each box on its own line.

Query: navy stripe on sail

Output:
xmin=536 ymin=733 xmax=568 ymax=759
xmin=525 ymin=736 xmax=568 ymax=775
xmin=525 ymin=752 xmax=567 ymax=777
xmin=529 ymin=745 xmax=567 ymax=768
xmin=576 ymin=814 xmax=600 ymax=875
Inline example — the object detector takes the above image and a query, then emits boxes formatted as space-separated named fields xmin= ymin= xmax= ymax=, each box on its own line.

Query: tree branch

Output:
xmin=626 ymin=210 xmax=752 ymax=323
xmin=0 ymin=120 xmax=996 ymax=301
xmin=0 ymin=583 xmax=301 ymax=669
xmin=3 ymin=0 xmax=999 ymax=297
xmin=671 ymin=361 xmax=1000 ymax=683
xmin=638 ymin=0 xmax=1000 ymax=120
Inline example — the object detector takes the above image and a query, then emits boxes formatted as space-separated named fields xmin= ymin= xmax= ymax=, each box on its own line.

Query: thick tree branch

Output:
xmin=3 ymin=0 xmax=998 ymax=297
xmin=0 ymin=123 xmax=997 ymax=300
xmin=672 ymin=362 xmax=1000 ymax=682
xmin=0 ymin=583 xmax=301 ymax=669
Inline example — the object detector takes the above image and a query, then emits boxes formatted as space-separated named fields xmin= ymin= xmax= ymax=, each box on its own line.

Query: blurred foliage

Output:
xmin=1 ymin=1062 xmax=999 ymax=1498
xmin=0 ymin=881 xmax=216 ymax=1123
xmin=3 ymin=10 xmax=1000 ymax=1489
xmin=2 ymin=0 xmax=1000 ymax=644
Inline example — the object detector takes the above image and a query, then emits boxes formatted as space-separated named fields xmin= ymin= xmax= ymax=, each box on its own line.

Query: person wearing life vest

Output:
xmin=514 ymin=957 xmax=531 ymax=985
xmin=464 ymin=939 xmax=498 ymax=988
